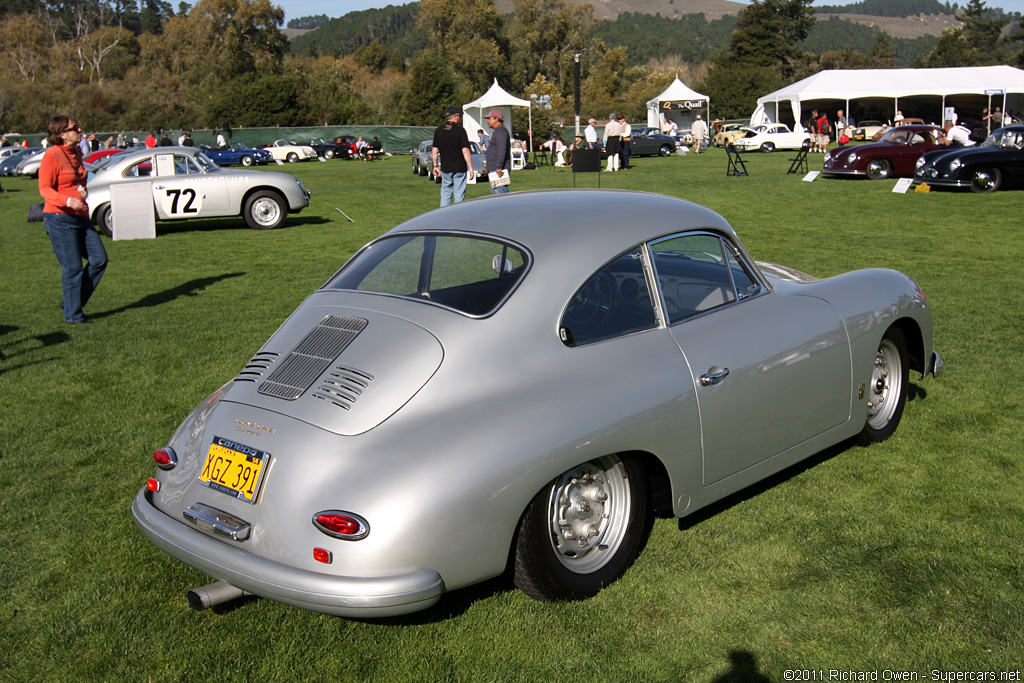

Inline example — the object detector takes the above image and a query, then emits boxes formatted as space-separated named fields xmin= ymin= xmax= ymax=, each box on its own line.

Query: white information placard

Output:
xmin=110 ymin=182 xmax=156 ymax=240
xmin=892 ymin=178 xmax=914 ymax=194
xmin=802 ymin=171 xmax=820 ymax=182
xmin=155 ymin=154 xmax=175 ymax=176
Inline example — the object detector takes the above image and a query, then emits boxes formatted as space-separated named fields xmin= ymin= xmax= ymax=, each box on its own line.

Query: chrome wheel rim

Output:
xmin=974 ymin=170 xmax=995 ymax=190
xmin=867 ymin=160 xmax=890 ymax=179
xmin=250 ymin=198 xmax=281 ymax=227
xmin=866 ymin=339 xmax=902 ymax=429
xmin=546 ymin=456 xmax=630 ymax=574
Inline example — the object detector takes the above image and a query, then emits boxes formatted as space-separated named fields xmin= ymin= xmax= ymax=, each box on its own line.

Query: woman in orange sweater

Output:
xmin=39 ymin=115 xmax=108 ymax=324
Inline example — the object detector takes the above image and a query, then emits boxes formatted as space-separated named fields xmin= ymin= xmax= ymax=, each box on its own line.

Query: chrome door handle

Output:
xmin=700 ymin=366 xmax=730 ymax=386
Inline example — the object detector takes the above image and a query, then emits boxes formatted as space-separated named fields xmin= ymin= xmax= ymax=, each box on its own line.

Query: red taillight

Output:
xmin=313 ymin=548 xmax=332 ymax=564
xmin=146 ymin=478 xmax=160 ymax=492
xmin=312 ymin=511 xmax=369 ymax=540
xmin=153 ymin=447 xmax=177 ymax=470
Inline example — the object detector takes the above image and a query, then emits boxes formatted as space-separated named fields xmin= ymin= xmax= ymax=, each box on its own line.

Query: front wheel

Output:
xmin=513 ymin=455 xmax=648 ymax=601
xmin=243 ymin=190 xmax=286 ymax=230
xmin=240 ymin=155 xmax=253 ymax=167
xmin=659 ymin=145 xmax=673 ymax=157
xmin=970 ymin=167 xmax=1002 ymax=193
xmin=866 ymin=158 xmax=892 ymax=180
xmin=760 ymin=141 xmax=775 ymax=153
xmin=324 ymin=149 xmax=333 ymax=159
xmin=95 ymin=203 xmax=113 ymax=238
xmin=858 ymin=327 xmax=909 ymax=445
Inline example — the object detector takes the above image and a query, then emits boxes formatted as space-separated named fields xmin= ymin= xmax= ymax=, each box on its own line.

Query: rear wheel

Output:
xmin=866 ymin=158 xmax=892 ymax=180
xmin=243 ymin=190 xmax=286 ymax=230
xmin=970 ymin=167 xmax=1002 ymax=193
xmin=95 ymin=203 xmax=113 ymax=238
xmin=286 ymin=152 xmax=298 ymax=163
xmin=513 ymin=455 xmax=648 ymax=601
xmin=858 ymin=327 xmax=908 ymax=444
xmin=324 ymin=149 xmax=333 ymax=159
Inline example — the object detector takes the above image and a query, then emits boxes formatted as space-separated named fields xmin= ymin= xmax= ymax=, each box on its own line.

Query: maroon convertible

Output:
xmin=823 ymin=124 xmax=945 ymax=180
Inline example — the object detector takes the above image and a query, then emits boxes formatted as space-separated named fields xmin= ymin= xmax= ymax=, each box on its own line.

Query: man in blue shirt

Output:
xmin=484 ymin=110 xmax=511 ymax=195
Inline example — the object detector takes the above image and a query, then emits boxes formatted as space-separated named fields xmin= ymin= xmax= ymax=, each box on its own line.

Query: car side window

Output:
xmin=560 ymin=247 xmax=657 ymax=347
xmin=124 ymin=160 xmax=152 ymax=178
xmin=651 ymin=233 xmax=760 ymax=325
xmin=173 ymin=155 xmax=202 ymax=175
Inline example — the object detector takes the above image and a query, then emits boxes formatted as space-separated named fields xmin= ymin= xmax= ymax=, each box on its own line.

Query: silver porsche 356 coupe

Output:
xmin=132 ymin=190 xmax=942 ymax=617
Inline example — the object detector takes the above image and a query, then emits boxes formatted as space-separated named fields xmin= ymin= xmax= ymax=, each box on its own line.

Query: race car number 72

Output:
xmin=165 ymin=188 xmax=199 ymax=215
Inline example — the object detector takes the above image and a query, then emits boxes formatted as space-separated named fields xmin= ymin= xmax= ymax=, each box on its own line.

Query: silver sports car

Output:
xmin=87 ymin=146 xmax=310 ymax=236
xmin=132 ymin=190 xmax=942 ymax=617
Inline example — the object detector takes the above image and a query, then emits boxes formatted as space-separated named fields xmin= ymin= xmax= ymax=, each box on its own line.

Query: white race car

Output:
xmin=733 ymin=123 xmax=811 ymax=153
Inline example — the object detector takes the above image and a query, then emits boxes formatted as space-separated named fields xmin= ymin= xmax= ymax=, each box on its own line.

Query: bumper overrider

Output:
xmin=131 ymin=488 xmax=444 ymax=617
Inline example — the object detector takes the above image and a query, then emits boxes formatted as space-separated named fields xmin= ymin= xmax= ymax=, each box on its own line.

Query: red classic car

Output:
xmin=823 ymin=124 xmax=944 ymax=180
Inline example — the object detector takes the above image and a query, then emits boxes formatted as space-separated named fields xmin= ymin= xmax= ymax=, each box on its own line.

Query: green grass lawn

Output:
xmin=2 ymin=149 xmax=1022 ymax=682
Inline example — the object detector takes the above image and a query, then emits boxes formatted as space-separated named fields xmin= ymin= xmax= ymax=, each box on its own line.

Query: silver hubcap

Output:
xmin=867 ymin=160 xmax=889 ymax=179
xmin=250 ymin=198 xmax=281 ymax=227
xmin=975 ymin=171 xmax=994 ymax=189
xmin=546 ymin=456 xmax=630 ymax=573
xmin=866 ymin=339 xmax=902 ymax=429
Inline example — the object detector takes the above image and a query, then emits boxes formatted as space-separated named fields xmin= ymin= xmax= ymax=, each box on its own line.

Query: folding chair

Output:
xmin=787 ymin=140 xmax=810 ymax=174
xmin=726 ymin=144 xmax=748 ymax=176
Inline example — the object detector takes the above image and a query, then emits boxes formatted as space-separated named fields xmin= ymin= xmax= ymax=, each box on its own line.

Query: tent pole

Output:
xmin=528 ymin=106 xmax=533 ymax=162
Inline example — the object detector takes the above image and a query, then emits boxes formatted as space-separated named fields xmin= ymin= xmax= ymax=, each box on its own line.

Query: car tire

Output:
xmin=413 ymin=159 xmax=419 ymax=174
xmin=659 ymin=145 xmax=672 ymax=157
xmin=858 ymin=326 xmax=909 ymax=445
xmin=243 ymin=190 xmax=286 ymax=230
xmin=513 ymin=454 xmax=649 ymax=601
xmin=286 ymin=152 xmax=298 ymax=163
xmin=95 ymin=203 xmax=113 ymax=238
xmin=240 ymin=155 xmax=253 ymax=167
xmin=970 ymin=167 xmax=1002 ymax=193
xmin=760 ymin=142 xmax=775 ymax=153
xmin=324 ymin=149 xmax=333 ymax=159
xmin=866 ymin=159 xmax=892 ymax=180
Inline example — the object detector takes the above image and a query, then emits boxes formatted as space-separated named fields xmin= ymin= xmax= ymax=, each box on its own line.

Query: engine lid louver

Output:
xmin=257 ymin=315 xmax=368 ymax=400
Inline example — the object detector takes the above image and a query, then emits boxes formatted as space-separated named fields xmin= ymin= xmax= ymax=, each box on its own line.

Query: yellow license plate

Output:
xmin=198 ymin=437 xmax=270 ymax=503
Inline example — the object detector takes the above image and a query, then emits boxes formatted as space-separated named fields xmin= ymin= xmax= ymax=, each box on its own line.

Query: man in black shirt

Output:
xmin=431 ymin=106 xmax=474 ymax=207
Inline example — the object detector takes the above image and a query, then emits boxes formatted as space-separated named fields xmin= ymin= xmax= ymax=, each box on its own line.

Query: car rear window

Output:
xmin=326 ymin=233 xmax=529 ymax=316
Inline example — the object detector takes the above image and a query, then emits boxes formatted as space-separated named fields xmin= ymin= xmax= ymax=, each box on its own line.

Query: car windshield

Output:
xmin=981 ymin=129 xmax=1024 ymax=149
xmin=192 ymin=152 xmax=219 ymax=171
xmin=326 ymin=233 xmax=530 ymax=316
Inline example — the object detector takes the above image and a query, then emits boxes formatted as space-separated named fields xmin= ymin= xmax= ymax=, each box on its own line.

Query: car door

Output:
xmin=150 ymin=153 xmax=229 ymax=219
xmin=651 ymin=233 xmax=852 ymax=486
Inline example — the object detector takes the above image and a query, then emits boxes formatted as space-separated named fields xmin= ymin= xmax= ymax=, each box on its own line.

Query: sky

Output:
xmin=273 ymin=0 xmax=1024 ymax=25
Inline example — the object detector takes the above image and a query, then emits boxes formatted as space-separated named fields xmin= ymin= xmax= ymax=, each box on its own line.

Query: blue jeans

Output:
xmin=44 ymin=212 xmax=108 ymax=322
xmin=491 ymin=183 xmax=510 ymax=195
xmin=440 ymin=171 xmax=468 ymax=207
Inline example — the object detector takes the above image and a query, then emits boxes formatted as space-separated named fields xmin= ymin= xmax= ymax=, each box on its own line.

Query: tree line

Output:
xmin=1 ymin=0 xmax=1021 ymax=137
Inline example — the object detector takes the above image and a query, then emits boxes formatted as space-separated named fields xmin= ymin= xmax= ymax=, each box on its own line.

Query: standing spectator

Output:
xmin=145 ymin=131 xmax=157 ymax=148
xmin=477 ymin=128 xmax=489 ymax=151
xmin=216 ymin=131 xmax=228 ymax=149
xmin=38 ymin=114 xmax=107 ymax=325
xmin=836 ymin=109 xmax=848 ymax=144
xmin=177 ymin=131 xmax=187 ymax=145
xmin=158 ymin=133 xmax=173 ymax=146
xmin=79 ymin=134 xmax=91 ymax=156
xmin=894 ymin=110 xmax=905 ymax=123
xmin=618 ymin=115 xmax=632 ymax=169
xmin=585 ymin=118 xmax=598 ymax=149
xmin=116 ymin=133 xmax=125 ymax=148
xmin=691 ymin=114 xmax=708 ymax=154
xmin=431 ymin=106 xmax=473 ymax=206
xmin=484 ymin=110 xmax=512 ymax=195
xmin=603 ymin=112 xmax=621 ymax=171
xmin=181 ymin=132 xmax=195 ymax=147
xmin=1004 ymin=110 xmax=1014 ymax=127
xmin=668 ymin=119 xmax=679 ymax=136
xmin=815 ymin=111 xmax=831 ymax=153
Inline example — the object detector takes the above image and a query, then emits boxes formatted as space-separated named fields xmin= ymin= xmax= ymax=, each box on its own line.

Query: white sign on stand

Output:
xmin=110 ymin=182 xmax=156 ymax=240
xmin=892 ymin=178 xmax=914 ymax=194
xmin=802 ymin=171 xmax=820 ymax=182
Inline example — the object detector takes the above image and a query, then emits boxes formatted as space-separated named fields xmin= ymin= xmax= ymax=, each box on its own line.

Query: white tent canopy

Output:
xmin=464 ymin=79 xmax=532 ymax=153
xmin=646 ymin=77 xmax=709 ymax=132
xmin=752 ymin=66 xmax=1024 ymax=133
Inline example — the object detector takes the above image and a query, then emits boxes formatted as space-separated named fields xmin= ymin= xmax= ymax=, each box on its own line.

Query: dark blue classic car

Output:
xmin=629 ymin=128 xmax=681 ymax=157
xmin=914 ymin=125 xmax=1024 ymax=193
xmin=200 ymin=143 xmax=273 ymax=167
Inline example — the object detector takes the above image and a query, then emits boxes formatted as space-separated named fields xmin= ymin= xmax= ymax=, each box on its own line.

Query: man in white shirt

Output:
xmin=942 ymin=120 xmax=973 ymax=147
xmin=585 ymin=119 xmax=598 ymax=149
xmin=541 ymin=134 xmax=566 ymax=166
xmin=690 ymin=115 xmax=708 ymax=154
xmin=618 ymin=115 xmax=632 ymax=169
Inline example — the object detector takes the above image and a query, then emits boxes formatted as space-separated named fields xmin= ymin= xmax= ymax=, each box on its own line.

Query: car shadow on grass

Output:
xmin=150 ymin=214 xmax=333 ymax=236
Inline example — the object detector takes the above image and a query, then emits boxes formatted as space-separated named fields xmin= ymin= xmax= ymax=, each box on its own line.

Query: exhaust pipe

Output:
xmin=187 ymin=581 xmax=252 ymax=611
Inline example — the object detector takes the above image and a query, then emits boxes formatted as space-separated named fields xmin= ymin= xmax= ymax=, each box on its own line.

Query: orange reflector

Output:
xmin=146 ymin=478 xmax=160 ymax=492
xmin=313 ymin=548 xmax=332 ymax=564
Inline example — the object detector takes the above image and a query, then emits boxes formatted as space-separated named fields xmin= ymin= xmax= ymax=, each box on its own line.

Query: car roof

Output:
xmin=385 ymin=189 xmax=737 ymax=272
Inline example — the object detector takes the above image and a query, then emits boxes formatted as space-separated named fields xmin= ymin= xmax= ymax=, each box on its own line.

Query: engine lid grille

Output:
xmin=257 ymin=315 xmax=368 ymax=400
